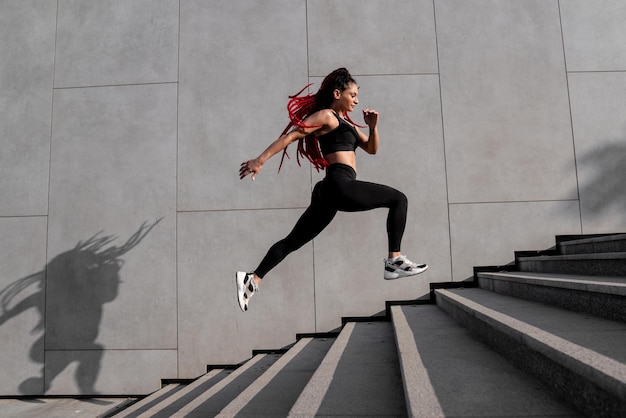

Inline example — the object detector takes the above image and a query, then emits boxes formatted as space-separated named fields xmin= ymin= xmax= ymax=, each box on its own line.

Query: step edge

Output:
xmin=390 ymin=305 xmax=444 ymax=417
xmin=519 ymin=252 xmax=626 ymax=262
xmin=558 ymin=234 xmax=626 ymax=247
xmin=287 ymin=322 xmax=356 ymax=416
xmin=435 ymin=289 xmax=626 ymax=399
xmin=477 ymin=272 xmax=626 ymax=296
xmin=174 ymin=353 xmax=269 ymax=415
xmin=217 ymin=338 xmax=314 ymax=416
xmin=133 ymin=370 xmax=224 ymax=417
xmin=113 ymin=383 xmax=183 ymax=417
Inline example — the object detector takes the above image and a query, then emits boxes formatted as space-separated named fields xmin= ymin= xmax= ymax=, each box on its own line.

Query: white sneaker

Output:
xmin=384 ymin=255 xmax=428 ymax=280
xmin=236 ymin=271 xmax=258 ymax=312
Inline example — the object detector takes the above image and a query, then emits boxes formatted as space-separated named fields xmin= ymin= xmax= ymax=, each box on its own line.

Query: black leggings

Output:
xmin=254 ymin=163 xmax=408 ymax=278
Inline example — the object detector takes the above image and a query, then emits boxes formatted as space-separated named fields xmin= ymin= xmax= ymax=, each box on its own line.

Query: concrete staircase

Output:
xmin=109 ymin=234 xmax=626 ymax=417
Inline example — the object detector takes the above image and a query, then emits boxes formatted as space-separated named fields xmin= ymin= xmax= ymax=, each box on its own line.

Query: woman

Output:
xmin=236 ymin=68 xmax=427 ymax=312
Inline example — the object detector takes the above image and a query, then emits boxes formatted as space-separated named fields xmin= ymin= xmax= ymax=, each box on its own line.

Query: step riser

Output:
xmin=561 ymin=241 xmax=626 ymax=255
xmin=436 ymin=293 xmax=626 ymax=417
xmin=559 ymin=235 xmax=626 ymax=255
xmin=478 ymin=276 xmax=626 ymax=323
xmin=519 ymin=259 xmax=626 ymax=277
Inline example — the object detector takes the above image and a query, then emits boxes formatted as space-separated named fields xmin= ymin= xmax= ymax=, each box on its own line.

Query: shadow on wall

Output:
xmin=577 ymin=140 xmax=626 ymax=227
xmin=0 ymin=219 xmax=160 ymax=395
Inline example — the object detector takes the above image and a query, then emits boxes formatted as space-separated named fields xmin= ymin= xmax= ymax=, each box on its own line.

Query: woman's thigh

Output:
xmin=285 ymin=182 xmax=338 ymax=245
xmin=328 ymin=178 xmax=405 ymax=212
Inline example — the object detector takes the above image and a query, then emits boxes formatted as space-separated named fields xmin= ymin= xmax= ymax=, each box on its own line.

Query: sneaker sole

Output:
xmin=235 ymin=271 xmax=248 ymax=312
xmin=384 ymin=264 xmax=429 ymax=280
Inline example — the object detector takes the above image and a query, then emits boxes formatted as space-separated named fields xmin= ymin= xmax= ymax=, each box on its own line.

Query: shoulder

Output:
xmin=317 ymin=109 xmax=342 ymax=134
xmin=311 ymin=108 xmax=336 ymax=123
xmin=299 ymin=109 xmax=338 ymax=133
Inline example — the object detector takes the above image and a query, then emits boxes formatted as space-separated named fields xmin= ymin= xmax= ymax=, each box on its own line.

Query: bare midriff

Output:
xmin=325 ymin=151 xmax=357 ymax=172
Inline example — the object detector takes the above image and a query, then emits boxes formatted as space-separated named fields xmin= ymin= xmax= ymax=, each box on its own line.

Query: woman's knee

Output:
xmin=393 ymin=190 xmax=408 ymax=209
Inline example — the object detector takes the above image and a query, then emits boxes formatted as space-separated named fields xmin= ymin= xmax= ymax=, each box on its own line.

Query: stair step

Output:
xmin=559 ymin=234 xmax=626 ymax=255
xmin=289 ymin=321 xmax=405 ymax=417
xmin=131 ymin=369 xmax=228 ymax=417
xmin=171 ymin=353 xmax=281 ymax=417
xmin=436 ymin=287 xmax=626 ymax=416
xmin=478 ymin=271 xmax=626 ymax=322
xmin=518 ymin=252 xmax=626 ymax=276
xmin=113 ymin=383 xmax=184 ymax=417
xmin=216 ymin=337 xmax=334 ymax=417
xmin=391 ymin=304 xmax=580 ymax=417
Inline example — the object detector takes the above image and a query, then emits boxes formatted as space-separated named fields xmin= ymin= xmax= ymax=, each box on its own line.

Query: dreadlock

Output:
xmin=279 ymin=68 xmax=361 ymax=172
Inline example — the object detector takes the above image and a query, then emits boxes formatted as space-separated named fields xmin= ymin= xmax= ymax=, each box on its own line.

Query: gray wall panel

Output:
xmin=437 ymin=0 xmax=577 ymax=203
xmin=561 ymin=0 xmax=626 ymax=71
xmin=0 ymin=0 xmax=55 ymax=216
xmin=178 ymin=0 xmax=311 ymax=211
xmin=48 ymin=84 xmax=177 ymax=351
xmin=55 ymin=0 xmax=179 ymax=88
xmin=307 ymin=0 xmax=438 ymax=75
xmin=569 ymin=72 xmax=626 ymax=233
xmin=44 ymin=349 xmax=177 ymax=395
xmin=0 ymin=217 xmax=48 ymax=395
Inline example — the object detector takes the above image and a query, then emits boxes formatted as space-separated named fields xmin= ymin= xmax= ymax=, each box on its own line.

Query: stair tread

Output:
xmin=392 ymin=304 xmax=580 ymax=417
xmin=217 ymin=337 xmax=335 ymax=417
xmin=289 ymin=321 xmax=405 ymax=417
xmin=441 ymin=288 xmax=626 ymax=364
xmin=114 ymin=384 xmax=184 ymax=417
xmin=437 ymin=286 xmax=626 ymax=414
xmin=173 ymin=353 xmax=281 ymax=417
xmin=478 ymin=271 xmax=626 ymax=296
xmin=137 ymin=369 xmax=227 ymax=418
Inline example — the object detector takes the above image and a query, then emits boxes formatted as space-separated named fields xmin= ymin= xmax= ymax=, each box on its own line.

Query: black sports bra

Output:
xmin=317 ymin=112 xmax=359 ymax=156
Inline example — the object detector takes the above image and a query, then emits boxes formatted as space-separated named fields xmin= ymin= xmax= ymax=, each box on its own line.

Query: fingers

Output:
xmin=239 ymin=162 xmax=250 ymax=179
xmin=362 ymin=108 xmax=379 ymax=127
xmin=239 ymin=161 xmax=258 ymax=180
xmin=363 ymin=108 xmax=379 ymax=117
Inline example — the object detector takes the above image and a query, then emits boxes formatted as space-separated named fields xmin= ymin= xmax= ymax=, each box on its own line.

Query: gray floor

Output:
xmin=0 ymin=397 xmax=134 ymax=418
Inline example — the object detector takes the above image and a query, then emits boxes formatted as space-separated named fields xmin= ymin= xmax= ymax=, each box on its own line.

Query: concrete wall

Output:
xmin=0 ymin=0 xmax=624 ymax=396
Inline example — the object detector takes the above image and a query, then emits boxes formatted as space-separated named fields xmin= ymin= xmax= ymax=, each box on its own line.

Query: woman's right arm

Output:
xmin=239 ymin=130 xmax=304 ymax=180
xmin=239 ymin=110 xmax=332 ymax=180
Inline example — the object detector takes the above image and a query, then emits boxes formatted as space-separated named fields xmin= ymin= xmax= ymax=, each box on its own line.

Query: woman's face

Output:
xmin=334 ymin=82 xmax=359 ymax=112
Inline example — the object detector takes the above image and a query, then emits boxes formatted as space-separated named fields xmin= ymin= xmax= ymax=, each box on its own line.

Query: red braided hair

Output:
xmin=278 ymin=68 xmax=361 ymax=172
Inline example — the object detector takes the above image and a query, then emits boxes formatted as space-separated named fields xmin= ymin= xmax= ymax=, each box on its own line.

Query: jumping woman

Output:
xmin=236 ymin=68 xmax=427 ymax=312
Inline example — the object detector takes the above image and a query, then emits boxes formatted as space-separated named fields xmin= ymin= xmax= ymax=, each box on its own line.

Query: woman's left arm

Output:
xmin=357 ymin=108 xmax=379 ymax=155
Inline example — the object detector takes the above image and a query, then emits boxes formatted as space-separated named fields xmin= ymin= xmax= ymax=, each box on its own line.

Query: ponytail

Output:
xmin=278 ymin=68 xmax=360 ymax=172
xmin=278 ymin=84 xmax=327 ymax=171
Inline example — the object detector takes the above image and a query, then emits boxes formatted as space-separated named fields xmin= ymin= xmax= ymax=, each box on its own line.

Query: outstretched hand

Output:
xmin=363 ymin=108 xmax=378 ymax=128
xmin=240 ymin=158 xmax=263 ymax=180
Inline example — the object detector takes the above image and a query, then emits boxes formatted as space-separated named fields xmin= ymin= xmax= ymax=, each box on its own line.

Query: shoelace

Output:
xmin=395 ymin=255 xmax=418 ymax=268
xmin=246 ymin=275 xmax=259 ymax=294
